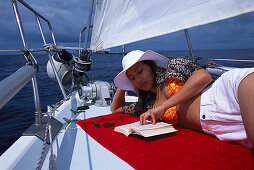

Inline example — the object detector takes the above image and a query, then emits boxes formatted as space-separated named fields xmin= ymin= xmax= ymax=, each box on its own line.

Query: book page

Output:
xmin=132 ymin=121 xmax=172 ymax=131
xmin=137 ymin=127 xmax=177 ymax=137
xmin=114 ymin=121 xmax=176 ymax=137
xmin=114 ymin=122 xmax=140 ymax=136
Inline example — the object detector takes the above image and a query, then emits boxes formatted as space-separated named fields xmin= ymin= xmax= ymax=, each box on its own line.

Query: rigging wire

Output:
xmin=165 ymin=55 xmax=254 ymax=63
xmin=0 ymin=49 xmax=23 ymax=52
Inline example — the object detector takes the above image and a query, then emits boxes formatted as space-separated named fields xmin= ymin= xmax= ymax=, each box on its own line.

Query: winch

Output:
xmin=80 ymin=81 xmax=115 ymax=107
xmin=46 ymin=50 xmax=115 ymax=106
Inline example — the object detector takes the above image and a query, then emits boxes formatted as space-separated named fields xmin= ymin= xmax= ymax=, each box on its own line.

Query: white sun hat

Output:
xmin=114 ymin=50 xmax=169 ymax=93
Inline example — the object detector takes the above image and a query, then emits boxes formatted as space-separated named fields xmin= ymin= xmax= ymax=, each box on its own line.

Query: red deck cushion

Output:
xmin=76 ymin=113 xmax=253 ymax=170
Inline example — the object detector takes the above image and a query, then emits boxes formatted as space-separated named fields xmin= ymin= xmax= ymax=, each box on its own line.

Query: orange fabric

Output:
xmin=161 ymin=78 xmax=184 ymax=124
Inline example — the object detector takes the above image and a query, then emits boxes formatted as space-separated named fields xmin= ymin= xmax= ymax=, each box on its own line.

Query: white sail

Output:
xmin=90 ymin=0 xmax=254 ymax=51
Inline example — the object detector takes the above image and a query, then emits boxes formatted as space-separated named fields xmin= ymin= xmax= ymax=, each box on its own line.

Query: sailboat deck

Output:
xmin=0 ymin=92 xmax=137 ymax=170
xmin=1 ymin=87 xmax=253 ymax=169
xmin=42 ymin=107 xmax=133 ymax=170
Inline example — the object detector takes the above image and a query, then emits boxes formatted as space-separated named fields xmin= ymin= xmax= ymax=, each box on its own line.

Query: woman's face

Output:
xmin=126 ymin=61 xmax=155 ymax=92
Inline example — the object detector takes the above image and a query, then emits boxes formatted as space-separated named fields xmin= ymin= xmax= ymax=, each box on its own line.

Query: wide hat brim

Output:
xmin=114 ymin=50 xmax=169 ymax=94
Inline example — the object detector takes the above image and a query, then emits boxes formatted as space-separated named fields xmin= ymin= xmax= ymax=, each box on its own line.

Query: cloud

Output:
xmin=0 ymin=0 xmax=91 ymax=50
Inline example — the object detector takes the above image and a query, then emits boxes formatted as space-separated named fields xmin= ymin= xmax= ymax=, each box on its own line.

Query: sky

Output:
xmin=0 ymin=0 xmax=254 ymax=53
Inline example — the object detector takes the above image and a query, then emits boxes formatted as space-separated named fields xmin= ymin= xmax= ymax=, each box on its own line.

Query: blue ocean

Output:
xmin=0 ymin=49 xmax=254 ymax=155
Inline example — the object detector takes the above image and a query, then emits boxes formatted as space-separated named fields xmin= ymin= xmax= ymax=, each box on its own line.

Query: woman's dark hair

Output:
xmin=138 ymin=60 xmax=158 ymax=107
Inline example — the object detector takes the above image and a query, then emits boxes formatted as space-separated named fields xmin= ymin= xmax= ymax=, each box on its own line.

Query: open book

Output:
xmin=114 ymin=121 xmax=177 ymax=137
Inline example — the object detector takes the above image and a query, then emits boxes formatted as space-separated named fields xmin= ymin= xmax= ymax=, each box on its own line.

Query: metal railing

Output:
xmin=0 ymin=0 xmax=72 ymax=124
xmin=0 ymin=65 xmax=37 ymax=109
xmin=13 ymin=0 xmax=67 ymax=101
xmin=79 ymin=25 xmax=93 ymax=57
xmin=12 ymin=0 xmax=68 ymax=102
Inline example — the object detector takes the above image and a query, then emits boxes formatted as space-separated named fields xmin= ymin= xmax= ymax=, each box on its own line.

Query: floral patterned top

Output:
xmin=121 ymin=58 xmax=203 ymax=120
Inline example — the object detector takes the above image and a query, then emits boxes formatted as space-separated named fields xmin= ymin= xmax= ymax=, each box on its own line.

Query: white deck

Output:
xmin=0 ymin=91 xmax=138 ymax=170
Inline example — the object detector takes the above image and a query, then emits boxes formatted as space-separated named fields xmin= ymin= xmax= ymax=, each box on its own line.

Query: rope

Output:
xmin=36 ymin=123 xmax=49 ymax=170
xmin=47 ymin=106 xmax=57 ymax=170
xmin=231 ymin=14 xmax=254 ymax=19
xmin=206 ymin=61 xmax=224 ymax=67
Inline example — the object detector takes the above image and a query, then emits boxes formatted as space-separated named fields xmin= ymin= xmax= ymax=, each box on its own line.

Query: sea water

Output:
xmin=0 ymin=48 xmax=254 ymax=155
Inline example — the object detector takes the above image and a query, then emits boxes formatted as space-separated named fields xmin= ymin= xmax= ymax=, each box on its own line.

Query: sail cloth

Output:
xmin=90 ymin=0 xmax=254 ymax=51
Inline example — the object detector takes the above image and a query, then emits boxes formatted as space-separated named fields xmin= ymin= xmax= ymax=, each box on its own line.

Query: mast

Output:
xmin=184 ymin=29 xmax=195 ymax=61
xmin=84 ymin=0 xmax=95 ymax=51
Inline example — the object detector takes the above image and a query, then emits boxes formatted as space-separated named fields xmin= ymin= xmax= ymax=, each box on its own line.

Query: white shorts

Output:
xmin=200 ymin=68 xmax=254 ymax=148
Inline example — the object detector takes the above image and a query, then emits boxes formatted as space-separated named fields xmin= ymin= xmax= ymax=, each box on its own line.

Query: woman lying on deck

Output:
xmin=111 ymin=50 xmax=254 ymax=151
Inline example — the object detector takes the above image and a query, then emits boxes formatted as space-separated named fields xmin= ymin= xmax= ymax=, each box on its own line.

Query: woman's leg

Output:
xmin=238 ymin=72 xmax=254 ymax=151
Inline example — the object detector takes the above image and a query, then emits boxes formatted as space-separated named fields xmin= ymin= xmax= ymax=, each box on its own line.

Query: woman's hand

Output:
xmin=140 ymin=106 xmax=165 ymax=125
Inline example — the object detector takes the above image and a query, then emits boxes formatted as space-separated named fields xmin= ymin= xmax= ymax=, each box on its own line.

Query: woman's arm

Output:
xmin=140 ymin=69 xmax=212 ymax=124
xmin=111 ymin=88 xmax=126 ymax=113
xmin=111 ymin=88 xmax=149 ymax=115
